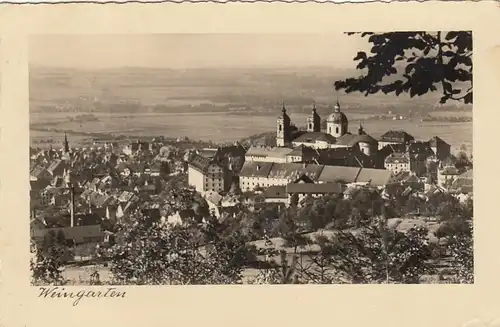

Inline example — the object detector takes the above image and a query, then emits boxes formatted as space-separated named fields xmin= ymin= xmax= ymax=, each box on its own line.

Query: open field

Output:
xmin=30 ymin=66 xmax=473 ymax=153
xmin=30 ymin=111 xmax=472 ymax=153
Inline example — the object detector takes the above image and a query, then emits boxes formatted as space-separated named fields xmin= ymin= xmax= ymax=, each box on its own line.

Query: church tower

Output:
xmin=63 ymin=133 xmax=70 ymax=153
xmin=327 ymin=100 xmax=349 ymax=138
xmin=62 ymin=133 xmax=71 ymax=161
xmin=307 ymin=102 xmax=321 ymax=132
xmin=276 ymin=102 xmax=292 ymax=147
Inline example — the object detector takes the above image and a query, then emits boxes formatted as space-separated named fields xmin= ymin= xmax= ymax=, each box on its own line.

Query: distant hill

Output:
xmin=29 ymin=65 xmax=471 ymax=116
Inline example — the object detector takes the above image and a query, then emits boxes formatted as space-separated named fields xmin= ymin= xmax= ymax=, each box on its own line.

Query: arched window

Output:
xmin=279 ymin=124 xmax=282 ymax=132
xmin=329 ymin=127 xmax=331 ymax=134
xmin=309 ymin=123 xmax=312 ymax=130
xmin=336 ymin=127 xmax=339 ymax=134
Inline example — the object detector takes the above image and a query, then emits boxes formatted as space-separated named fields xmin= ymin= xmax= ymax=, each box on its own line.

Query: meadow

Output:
xmin=30 ymin=110 xmax=472 ymax=154
xmin=29 ymin=66 xmax=473 ymax=153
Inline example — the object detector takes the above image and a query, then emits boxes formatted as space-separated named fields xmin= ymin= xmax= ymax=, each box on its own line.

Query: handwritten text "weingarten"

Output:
xmin=38 ymin=287 xmax=126 ymax=306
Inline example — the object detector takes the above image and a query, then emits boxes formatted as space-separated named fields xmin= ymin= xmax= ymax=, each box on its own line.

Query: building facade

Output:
xmin=188 ymin=154 xmax=230 ymax=194
xmin=384 ymin=152 xmax=411 ymax=174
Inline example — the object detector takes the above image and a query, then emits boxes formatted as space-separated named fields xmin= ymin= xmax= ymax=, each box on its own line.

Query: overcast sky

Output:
xmin=29 ymin=34 xmax=370 ymax=69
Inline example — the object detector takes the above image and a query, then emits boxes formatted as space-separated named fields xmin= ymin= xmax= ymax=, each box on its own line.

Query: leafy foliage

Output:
xmin=335 ymin=31 xmax=472 ymax=104
xmin=100 ymin=214 xmax=253 ymax=285
xmin=448 ymin=229 xmax=474 ymax=283
xmin=453 ymin=151 xmax=473 ymax=171
xmin=30 ymin=232 xmax=68 ymax=285
xmin=318 ymin=218 xmax=434 ymax=284
xmin=435 ymin=219 xmax=473 ymax=283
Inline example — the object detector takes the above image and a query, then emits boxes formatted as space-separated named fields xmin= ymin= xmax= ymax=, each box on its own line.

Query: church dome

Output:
xmin=327 ymin=101 xmax=348 ymax=124
xmin=327 ymin=111 xmax=348 ymax=124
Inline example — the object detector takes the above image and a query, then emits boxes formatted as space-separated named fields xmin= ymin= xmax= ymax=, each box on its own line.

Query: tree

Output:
xmin=448 ymin=228 xmax=473 ymax=283
xmin=249 ymin=250 xmax=300 ymax=285
xmin=30 ymin=233 xmax=68 ymax=286
xmin=434 ymin=219 xmax=473 ymax=283
xmin=101 ymin=214 xmax=253 ymax=285
xmin=348 ymin=188 xmax=384 ymax=227
xmin=384 ymin=184 xmax=409 ymax=217
xmin=425 ymin=192 xmax=465 ymax=220
xmin=278 ymin=207 xmax=309 ymax=254
xmin=332 ymin=198 xmax=352 ymax=229
xmin=293 ymin=194 xmax=343 ymax=231
xmin=335 ymin=31 xmax=472 ymax=104
xmin=295 ymin=234 xmax=340 ymax=284
xmin=228 ymin=181 xmax=242 ymax=196
xmin=454 ymin=151 xmax=473 ymax=171
xmin=323 ymin=217 xmax=434 ymax=284
xmin=289 ymin=193 xmax=299 ymax=209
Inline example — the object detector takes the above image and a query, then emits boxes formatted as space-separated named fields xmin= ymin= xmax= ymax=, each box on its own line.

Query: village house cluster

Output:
xmin=30 ymin=100 xmax=473 ymax=263
xmin=30 ymin=134 xmax=193 ymax=256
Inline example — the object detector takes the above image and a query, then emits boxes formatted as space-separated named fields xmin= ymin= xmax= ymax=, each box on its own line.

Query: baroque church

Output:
xmin=276 ymin=101 xmax=379 ymax=157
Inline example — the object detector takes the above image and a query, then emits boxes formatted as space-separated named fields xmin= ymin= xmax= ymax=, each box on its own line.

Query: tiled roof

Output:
xmin=263 ymin=185 xmax=288 ymax=199
xmin=318 ymin=166 xmax=361 ymax=184
xmin=292 ymin=132 xmax=337 ymax=144
xmin=440 ymin=155 xmax=457 ymax=167
xmin=333 ymin=133 xmax=358 ymax=146
xmin=47 ymin=159 xmax=63 ymax=173
xmin=335 ymin=133 xmax=377 ymax=147
xmin=118 ymin=191 xmax=134 ymax=203
xmin=288 ymin=145 xmax=309 ymax=156
xmin=218 ymin=144 xmax=246 ymax=157
xmin=205 ymin=190 xmax=223 ymax=205
xmin=240 ymin=162 xmax=394 ymax=187
xmin=385 ymin=152 xmax=410 ymax=164
xmin=316 ymin=147 xmax=356 ymax=161
xmin=355 ymin=168 xmax=394 ymax=187
xmin=267 ymin=163 xmax=324 ymax=181
xmin=407 ymin=142 xmax=434 ymax=156
xmin=239 ymin=162 xmax=274 ymax=178
xmin=245 ymin=146 xmax=294 ymax=158
xmin=31 ymin=166 xmax=50 ymax=178
xmin=440 ymin=166 xmax=460 ymax=175
xmin=355 ymin=134 xmax=378 ymax=145
xmin=379 ymin=130 xmax=415 ymax=143
xmin=188 ymin=153 xmax=218 ymax=173
xmin=199 ymin=148 xmax=219 ymax=158
xmin=428 ymin=136 xmax=449 ymax=147
xmin=286 ymin=182 xmax=344 ymax=194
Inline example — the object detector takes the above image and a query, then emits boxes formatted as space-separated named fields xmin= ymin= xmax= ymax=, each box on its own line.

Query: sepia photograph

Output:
xmin=28 ymin=31 xmax=473 ymax=286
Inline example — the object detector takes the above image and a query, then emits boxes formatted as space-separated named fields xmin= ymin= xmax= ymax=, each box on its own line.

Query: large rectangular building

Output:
xmin=239 ymin=161 xmax=395 ymax=192
xmin=188 ymin=154 xmax=231 ymax=194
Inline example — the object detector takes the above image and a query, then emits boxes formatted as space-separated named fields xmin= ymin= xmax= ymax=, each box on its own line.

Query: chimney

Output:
xmin=70 ymin=185 xmax=75 ymax=227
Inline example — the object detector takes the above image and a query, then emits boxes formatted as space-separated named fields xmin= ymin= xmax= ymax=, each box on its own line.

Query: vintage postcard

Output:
xmin=1 ymin=2 xmax=500 ymax=327
xmin=28 ymin=32 xmax=474 ymax=286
